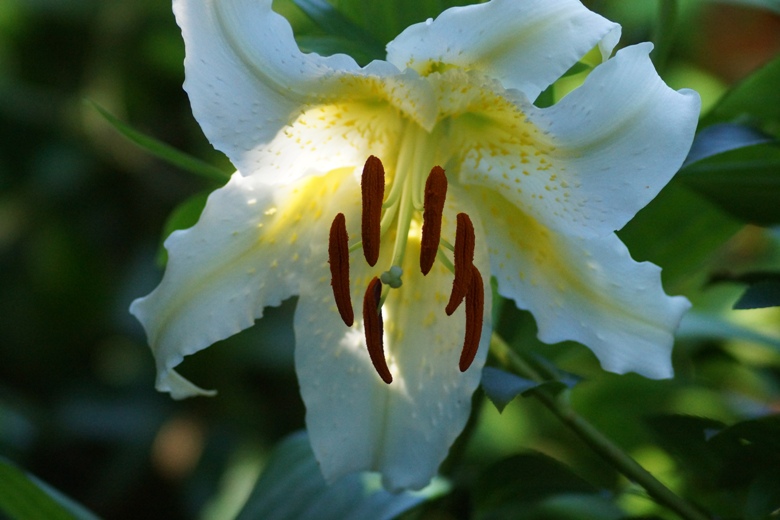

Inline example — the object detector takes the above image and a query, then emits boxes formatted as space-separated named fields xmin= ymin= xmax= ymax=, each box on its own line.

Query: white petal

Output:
xmin=386 ymin=0 xmax=619 ymax=101
xmin=473 ymin=189 xmax=689 ymax=379
xmin=174 ymin=0 xmax=405 ymax=179
xmin=295 ymin=187 xmax=491 ymax=491
xmin=130 ymin=169 xmax=357 ymax=398
xmin=458 ymin=43 xmax=701 ymax=238
xmin=535 ymin=43 xmax=700 ymax=235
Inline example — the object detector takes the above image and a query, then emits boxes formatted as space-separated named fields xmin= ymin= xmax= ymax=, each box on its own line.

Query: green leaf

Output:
xmin=529 ymin=494 xmax=624 ymax=520
xmin=711 ymin=271 xmax=780 ymax=309
xmin=682 ymin=123 xmax=774 ymax=167
xmin=680 ymin=143 xmax=780 ymax=226
xmin=677 ymin=311 xmax=780 ymax=352
xmin=734 ymin=279 xmax=780 ymax=309
xmin=707 ymin=416 xmax=780 ymax=487
xmin=88 ymin=101 xmax=231 ymax=183
xmin=473 ymin=452 xmax=601 ymax=519
xmin=329 ymin=0 xmax=474 ymax=47
xmin=292 ymin=0 xmax=385 ymax=64
xmin=235 ymin=431 xmax=446 ymax=520
xmin=0 ymin=457 xmax=100 ymax=520
xmin=701 ymin=54 xmax=780 ymax=132
xmin=744 ymin=472 xmax=780 ymax=520
xmin=156 ymin=191 xmax=210 ymax=266
xmin=618 ymin=181 xmax=741 ymax=290
xmin=645 ymin=415 xmax=726 ymax=480
xmin=480 ymin=367 xmax=539 ymax=412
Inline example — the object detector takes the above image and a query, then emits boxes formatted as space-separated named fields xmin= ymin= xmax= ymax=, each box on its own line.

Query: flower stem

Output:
xmin=490 ymin=334 xmax=710 ymax=520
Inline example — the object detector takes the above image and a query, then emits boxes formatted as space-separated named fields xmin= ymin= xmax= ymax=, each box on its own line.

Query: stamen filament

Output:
xmin=363 ymin=277 xmax=392 ymax=384
xmin=410 ymin=143 xmax=429 ymax=211
xmin=420 ymin=166 xmax=448 ymax=276
xmin=361 ymin=156 xmax=385 ymax=267
xmin=328 ymin=213 xmax=353 ymax=326
xmin=445 ymin=213 xmax=476 ymax=315
xmin=459 ymin=266 xmax=484 ymax=372
xmin=382 ymin=122 xmax=415 ymax=210
xmin=390 ymin=172 xmax=415 ymax=268
xmin=436 ymin=248 xmax=455 ymax=274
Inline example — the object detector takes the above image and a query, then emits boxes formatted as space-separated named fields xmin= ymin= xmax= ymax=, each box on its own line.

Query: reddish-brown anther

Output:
xmin=420 ymin=166 xmax=448 ymax=275
xmin=328 ymin=213 xmax=353 ymax=326
xmin=459 ymin=266 xmax=484 ymax=372
xmin=363 ymin=277 xmax=392 ymax=384
xmin=361 ymin=156 xmax=385 ymax=267
xmin=445 ymin=213 xmax=475 ymax=315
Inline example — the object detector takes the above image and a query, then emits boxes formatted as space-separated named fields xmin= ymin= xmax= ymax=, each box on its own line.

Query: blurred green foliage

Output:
xmin=0 ymin=0 xmax=779 ymax=519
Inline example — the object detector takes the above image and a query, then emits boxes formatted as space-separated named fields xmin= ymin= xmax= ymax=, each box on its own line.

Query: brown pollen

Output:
xmin=419 ymin=166 xmax=448 ymax=275
xmin=361 ymin=156 xmax=385 ymax=267
xmin=459 ymin=266 xmax=484 ymax=372
xmin=363 ymin=277 xmax=392 ymax=384
xmin=328 ymin=213 xmax=353 ymax=326
xmin=445 ymin=213 xmax=475 ymax=315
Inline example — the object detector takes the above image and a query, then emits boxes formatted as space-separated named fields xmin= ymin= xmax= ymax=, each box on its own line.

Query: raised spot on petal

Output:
xmin=420 ymin=166 xmax=448 ymax=275
xmin=363 ymin=277 xmax=392 ymax=384
xmin=459 ymin=266 xmax=484 ymax=372
xmin=446 ymin=213 xmax=475 ymax=315
xmin=328 ymin=213 xmax=353 ymax=326
xmin=361 ymin=156 xmax=385 ymax=267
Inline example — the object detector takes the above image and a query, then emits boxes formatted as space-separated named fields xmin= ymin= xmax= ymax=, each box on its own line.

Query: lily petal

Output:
xmin=295 ymin=187 xmax=491 ymax=491
xmin=130 ymin=169 xmax=356 ymax=398
xmin=458 ymin=43 xmax=701 ymax=239
xmin=174 ymin=0 xmax=404 ymax=180
xmin=473 ymin=188 xmax=689 ymax=379
xmin=386 ymin=0 xmax=619 ymax=101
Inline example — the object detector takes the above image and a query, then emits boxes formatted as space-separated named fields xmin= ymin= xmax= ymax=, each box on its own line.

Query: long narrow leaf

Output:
xmin=88 ymin=100 xmax=231 ymax=183
xmin=0 ymin=457 xmax=100 ymax=520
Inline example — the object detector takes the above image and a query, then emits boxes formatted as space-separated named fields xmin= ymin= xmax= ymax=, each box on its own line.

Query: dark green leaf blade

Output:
xmin=473 ymin=452 xmax=604 ymax=519
xmin=618 ymin=181 xmax=741 ymax=290
xmin=645 ymin=415 xmax=726 ymax=480
xmin=701 ymin=54 xmax=780 ymax=132
xmin=292 ymin=0 xmax=385 ymax=63
xmin=88 ymin=101 xmax=231 ymax=183
xmin=480 ymin=367 xmax=539 ymax=412
xmin=156 ymin=191 xmax=210 ymax=266
xmin=734 ymin=279 xmax=780 ymax=309
xmin=0 ymin=457 xmax=100 ymax=520
xmin=680 ymin=143 xmax=780 ymax=226
xmin=329 ymin=0 xmax=475 ymax=49
xmin=235 ymin=431 xmax=441 ymax=520
xmin=682 ymin=123 xmax=774 ymax=167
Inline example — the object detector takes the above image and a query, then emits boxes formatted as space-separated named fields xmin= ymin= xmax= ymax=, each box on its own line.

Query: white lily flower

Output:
xmin=131 ymin=0 xmax=700 ymax=491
